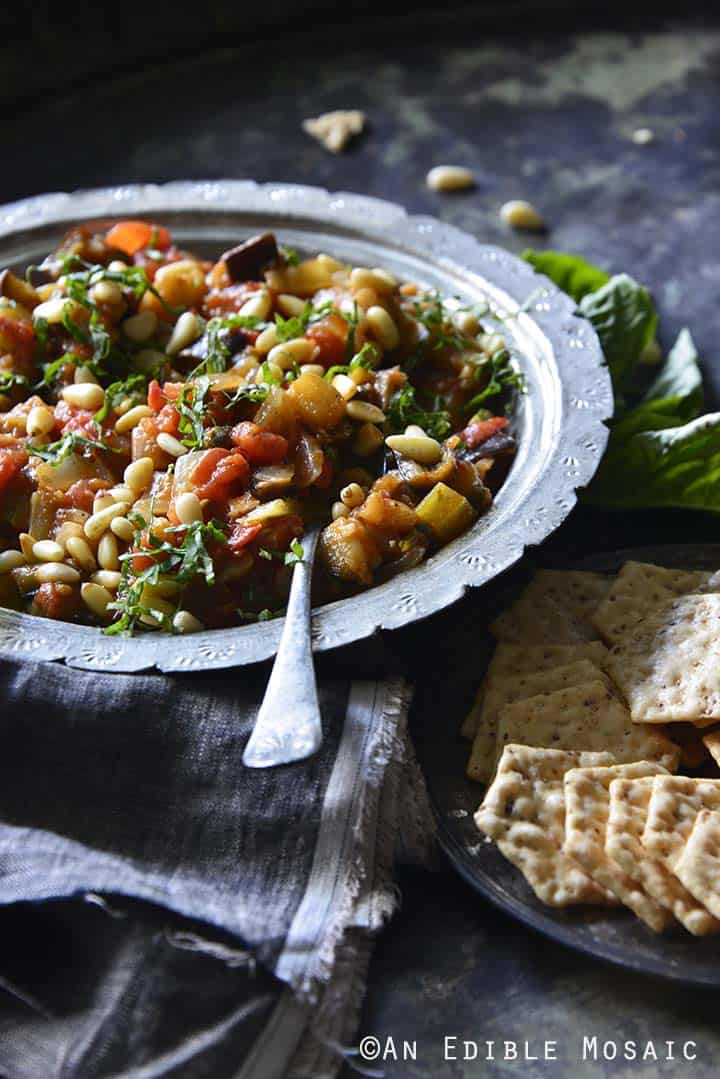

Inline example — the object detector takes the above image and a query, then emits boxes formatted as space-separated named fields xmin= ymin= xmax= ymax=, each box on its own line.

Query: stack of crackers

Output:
xmin=467 ymin=563 xmax=720 ymax=934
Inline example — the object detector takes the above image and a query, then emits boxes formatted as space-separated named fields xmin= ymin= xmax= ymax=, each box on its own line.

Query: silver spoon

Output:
xmin=242 ymin=523 xmax=322 ymax=768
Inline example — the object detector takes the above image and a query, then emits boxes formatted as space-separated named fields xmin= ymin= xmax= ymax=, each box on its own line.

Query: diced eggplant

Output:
xmin=458 ymin=430 xmax=517 ymax=463
xmin=220 ymin=232 xmax=279 ymax=282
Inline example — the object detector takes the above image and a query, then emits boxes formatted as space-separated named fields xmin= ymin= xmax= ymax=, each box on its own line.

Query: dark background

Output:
xmin=3 ymin=5 xmax=720 ymax=1076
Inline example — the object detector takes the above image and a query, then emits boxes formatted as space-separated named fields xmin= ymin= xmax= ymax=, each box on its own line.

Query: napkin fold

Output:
xmin=0 ymin=655 xmax=435 ymax=1078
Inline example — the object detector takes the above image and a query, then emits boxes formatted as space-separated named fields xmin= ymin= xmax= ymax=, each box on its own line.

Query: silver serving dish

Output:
xmin=0 ymin=181 xmax=612 ymax=672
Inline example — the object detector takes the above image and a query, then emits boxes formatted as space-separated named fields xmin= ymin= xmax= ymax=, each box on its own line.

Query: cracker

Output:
xmin=460 ymin=642 xmax=611 ymax=740
xmin=564 ymin=762 xmax=671 ymax=931
xmin=641 ymin=775 xmax=720 ymax=869
xmin=474 ymin=744 xmax=617 ymax=907
xmin=489 ymin=570 xmax=612 ymax=644
xmin=494 ymin=679 xmax=680 ymax=773
xmin=606 ymin=777 xmax=719 ymax=936
xmin=592 ymin=562 xmax=711 ymax=646
xmin=608 ymin=595 xmax=720 ymax=724
xmin=673 ymin=810 xmax=720 ymax=920
xmin=702 ymin=730 xmax=720 ymax=767
xmin=466 ymin=660 xmax=608 ymax=784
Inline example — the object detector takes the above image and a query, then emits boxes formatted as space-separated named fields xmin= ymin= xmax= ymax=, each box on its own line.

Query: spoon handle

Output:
xmin=242 ymin=524 xmax=322 ymax=768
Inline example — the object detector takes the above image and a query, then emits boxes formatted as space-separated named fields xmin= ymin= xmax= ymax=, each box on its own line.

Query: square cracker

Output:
xmin=460 ymin=642 xmax=610 ymax=739
xmin=466 ymin=660 xmax=609 ymax=784
xmin=564 ymin=761 xmax=671 ymax=931
xmin=494 ymin=679 xmax=680 ymax=774
xmin=474 ymin=744 xmax=617 ymax=907
xmin=489 ymin=570 xmax=612 ymax=644
xmin=592 ymin=561 xmax=714 ymax=646
xmin=606 ymin=777 xmax=719 ymax=936
xmin=673 ymin=810 xmax=720 ymax=920
xmin=608 ymin=595 xmax=720 ymax=724
xmin=641 ymin=775 xmax=720 ymax=870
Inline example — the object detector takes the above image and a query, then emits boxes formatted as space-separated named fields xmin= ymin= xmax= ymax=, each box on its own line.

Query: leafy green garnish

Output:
xmin=94 ymin=374 xmax=148 ymax=425
xmin=579 ymin=274 xmax=657 ymax=397
xmin=465 ymin=350 xmax=526 ymax=414
xmin=0 ymin=371 xmax=28 ymax=393
xmin=324 ymin=342 xmax=378 ymax=381
xmin=189 ymin=315 xmax=258 ymax=378
xmin=386 ymin=385 xmax=451 ymax=440
xmin=522 ymin=250 xmax=610 ymax=302
xmin=105 ymin=519 xmax=227 ymax=636
xmin=273 ymin=300 xmax=334 ymax=343
xmin=410 ymin=291 xmax=464 ymax=352
xmin=258 ymin=539 xmax=305 ymax=567
xmin=177 ymin=376 xmax=211 ymax=449
xmin=280 ymin=245 xmax=299 ymax=266
xmin=224 ymin=383 xmax=270 ymax=407
xmin=29 ymin=432 xmax=111 ymax=465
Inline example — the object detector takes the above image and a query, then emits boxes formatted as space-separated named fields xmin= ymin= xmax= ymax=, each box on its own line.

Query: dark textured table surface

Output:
xmin=4 ymin=11 xmax=720 ymax=1077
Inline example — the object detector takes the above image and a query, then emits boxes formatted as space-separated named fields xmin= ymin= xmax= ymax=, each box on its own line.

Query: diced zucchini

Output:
xmin=415 ymin=482 xmax=476 ymax=545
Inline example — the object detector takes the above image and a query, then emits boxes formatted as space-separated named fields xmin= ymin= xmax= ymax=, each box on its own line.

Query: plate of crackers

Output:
xmin=414 ymin=545 xmax=720 ymax=983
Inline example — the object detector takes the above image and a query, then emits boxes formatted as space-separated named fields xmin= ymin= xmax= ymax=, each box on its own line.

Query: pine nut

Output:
xmin=0 ymin=550 xmax=25 ymax=572
xmin=366 ymin=306 xmax=399 ymax=351
xmin=36 ymin=562 xmax=80 ymax=584
xmin=267 ymin=338 xmax=316 ymax=370
xmin=481 ymin=332 xmax=506 ymax=357
xmin=33 ymin=297 xmax=75 ymax=323
xmin=255 ymin=361 xmax=284 ymax=385
xmin=84 ymin=502 xmax=129 ymax=542
xmin=255 ymin=325 xmax=280 ymax=354
xmin=346 ymin=400 xmax=386 ymax=424
xmin=385 ymin=433 xmax=443 ymax=465
xmin=81 ymin=581 xmax=113 ymax=617
xmin=92 ymin=279 xmax=124 ymax=306
xmin=157 ymin=432 xmax=188 ymax=458
xmin=172 ymin=609 xmax=204 ymax=634
xmin=54 ymin=521 xmax=84 ymax=546
xmin=174 ymin=491 xmax=203 ymax=525
xmin=61 ymin=383 xmax=105 ymax=411
xmin=19 ymin=533 xmax=36 ymax=561
xmin=108 ymin=260 xmax=128 ymax=272
xmin=124 ymin=456 xmax=155 ymax=492
xmin=331 ymin=373 xmax=358 ymax=400
xmin=276 ymin=293 xmax=306 ymax=317
xmin=499 ymin=199 xmax=545 ymax=231
xmin=26 ymin=405 xmax=55 ymax=437
xmin=91 ymin=570 xmax=122 ymax=590
xmin=110 ymin=517 xmax=135 ymax=542
xmin=66 ymin=536 xmax=97 ymax=571
xmin=300 ymin=364 xmax=325 ymax=377
xmin=238 ymin=291 xmax=271 ymax=320
xmin=93 ymin=493 xmax=115 ymax=513
xmin=350 ymin=267 xmax=397 ymax=293
xmin=108 ymin=485 xmax=135 ymax=503
xmin=340 ymin=482 xmax=365 ymax=508
xmin=404 ymin=424 xmax=427 ymax=438
xmin=426 ymin=165 xmax=475 ymax=192
xmin=33 ymin=539 xmax=64 ymax=562
xmin=115 ymin=405 xmax=153 ymax=433
xmin=74 ymin=364 xmax=100 ymax=384
xmin=97 ymin=531 xmax=119 ymax=570
xmin=353 ymin=422 xmax=385 ymax=457
xmin=166 ymin=311 xmax=204 ymax=355
xmin=454 ymin=310 xmax=480 ymax=336
xmin=122 ymin=310 xmax=158 ymax=342
xmin=331 ymin=501 xmax=350 ymax=520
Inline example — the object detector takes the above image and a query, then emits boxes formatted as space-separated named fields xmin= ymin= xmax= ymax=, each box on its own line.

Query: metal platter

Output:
xmin=414 ymin=544 xmax=720 ymax=986
xmin=0 ymin=181 xmax=611 ymax=672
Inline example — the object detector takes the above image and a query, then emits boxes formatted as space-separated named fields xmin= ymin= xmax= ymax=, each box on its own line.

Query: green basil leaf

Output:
xmin=579 ymin=273 xmax=657 ymax=395
xmin=522 ymin=250 xmax=610 ymax=302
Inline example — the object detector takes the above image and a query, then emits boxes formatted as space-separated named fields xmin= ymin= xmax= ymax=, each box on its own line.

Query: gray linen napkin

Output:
xmin=0 ymin=656 xmax=435 ymax=1078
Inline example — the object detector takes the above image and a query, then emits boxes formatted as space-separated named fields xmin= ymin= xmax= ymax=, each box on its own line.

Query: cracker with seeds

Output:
xmin=460 ymin=642 xmax=610 ymax=739
xmin=592 ymin=562 xmax=711 ymax=646
xmin=564 ymin=762 xmax=671 ymax=931
xmin=673 ymin=810 xmax=720 ymax=920
xmin=606 ymin=777 xmax=719 ymax=936
xmin=702 ymin=730 xmax=720 ymax=767
xmin=466 ymin=660 xmax=609 ymax=783
xmin=474 ymin=744 xmax=617 ymax=907
xmin=641 ymin=775 xmax=720 ymax=870
xmin=494 ymin=680 xmax=680 ymax=774
xmin=608 ymin=595 xmax=720 ymax=724
xmin=489 ymin=570 xmax=612 ymax=644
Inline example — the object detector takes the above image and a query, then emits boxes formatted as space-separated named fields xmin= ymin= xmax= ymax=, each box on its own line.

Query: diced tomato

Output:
xmin=461 ymin=416 xmax=509 ymax=449
xmin=156 ymin=403 xmax=180 ymax=436
xmin=190 ymin=447 xmax=230 ymax=488
xmin=305 ymin=314 xmax=349 ymax=368
xmin=163 ymin=381 xmax=184 ymax=400
xmin=105 ymin=221 xmax=171 ymax=256
xmin=230 ymin=422 xmax=288 ymax=464
xmin=194 ymin=451 xmax=250 ymax=502
xmin=204 ymin=282 xmax=262 ymax=316
xmin=147 ymin=379 xmax=164 ymax=412
xmin=0 ymin=317 xmax=36 ymax=376
xmin=228 ymin=521 xmax=263 ymax=552
xmin=32 ymin=582 xmax=79 ymax=621
xmin=63 ymin=479 xmax=98 ymax=512
xmin=0 ymin=446 xmax=28 ymax=492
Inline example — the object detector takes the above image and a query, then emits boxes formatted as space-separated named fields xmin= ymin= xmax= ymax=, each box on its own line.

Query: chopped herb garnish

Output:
xmin=324 ymin=341 xmax=378 ymax=381
xmin=257 ymin=539 xmax=304 ymax=567
xmin=29 ymin=432 xmax=112 ymax=465
xmin=189 ymin=314 xmax=260 ymax=378
xmin=385 ymin=385 xmax=451 ymax=440
xmin=465 ymin=350 xmax=526 ymax=413
xmin=273 ymin=300 xmax=334 ymax=343
xmin=177 ymin=376 xmax=211 ymax=449
xmin=410 ymin=291 xmax=465 ymax=352
xmin=224 ymin=383 xmax=270 ymax=407
xmin=94 ymin=374 xmax=148 ymax=425
xmin=280 ymin=245 xmax=300 ymax=266
xmin=0 ymin=371 xmax=28 ymax=393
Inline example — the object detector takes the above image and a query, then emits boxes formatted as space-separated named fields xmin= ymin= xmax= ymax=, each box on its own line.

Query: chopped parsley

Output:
xmin=29 ymin=431 xmax=112 ymax=465
xmin=410 ymin=291 xmax=464 ymax=352
xmin=258 ymin=539 xmax=305 ymax=567
xmin=189 ymin=315 xmax=260 ymax=378
xmin=465 ymin=350 xmax=526 ymax=413
xmin=224 ymin=383 xmax=270 ymax=407
xmin=177 ymin=376 xmax=211 ymax=449
xmin=273 ymin=300 xmax=334 ymax=343
xmin=94 ymin=374 xmax=148 ymax=425
xmin=280 ymin=245 xmax=299 ymax=266
xmin=105 ymin=519 xmax=227 ymax=636
xmin=324 ymin=341 xmax=378 ymax=381
xmin=385 ymin=385 xmax=451 ymax=440
xmin=0 ymin=371 xmax=28 ymax=393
